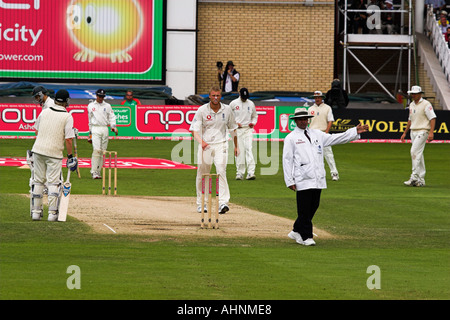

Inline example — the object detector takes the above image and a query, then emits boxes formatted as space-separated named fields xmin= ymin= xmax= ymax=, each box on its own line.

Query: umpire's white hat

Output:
xmin=289 ymin=108 xmax=314 ymax=119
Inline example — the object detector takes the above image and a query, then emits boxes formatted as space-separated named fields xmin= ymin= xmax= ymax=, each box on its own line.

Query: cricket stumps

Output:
xmin=102 ymin=151 xmax=117 ymax=196
xmin=201 ymin=173 xmax=219 ymax=229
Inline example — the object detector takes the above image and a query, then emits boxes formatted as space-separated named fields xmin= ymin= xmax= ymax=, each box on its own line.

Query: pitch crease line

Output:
xmin=103 ymin=223 xmax=117 ymax=233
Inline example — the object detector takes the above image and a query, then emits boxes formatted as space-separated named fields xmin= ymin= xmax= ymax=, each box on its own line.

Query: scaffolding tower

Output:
xmin=342 ymin=0 xmax=413 ymax=100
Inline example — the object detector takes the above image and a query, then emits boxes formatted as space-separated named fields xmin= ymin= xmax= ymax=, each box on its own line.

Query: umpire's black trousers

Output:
xmin=293 ymin=189 xmax=322 ymax=240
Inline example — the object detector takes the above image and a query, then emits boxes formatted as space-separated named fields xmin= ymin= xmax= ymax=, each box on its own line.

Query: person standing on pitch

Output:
xmin=190 ymin=86 xmax=239 ymax=214
xmin=32 ymin=86 xmax=54 ymax=110
xmin=309 ymin=91 xmax=339 ymax=181
xmin=30 ymin=89 xmax=78 ymax=221
xmin=87 ymin=89 xmax=118 ymax=179
xmin=229 ymin=87 xmax=258 ymax=180
xmin=400 ymin=85 xmax=436 ymax=187
xmin=283 ymin=108 xmax=368 ymax=246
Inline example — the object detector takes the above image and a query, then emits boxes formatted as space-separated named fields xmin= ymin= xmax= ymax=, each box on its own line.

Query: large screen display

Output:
xmin=0 ymin=0 xmax=164 ymax=82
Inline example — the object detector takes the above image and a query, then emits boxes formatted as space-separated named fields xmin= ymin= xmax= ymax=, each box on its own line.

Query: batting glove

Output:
xmin=67 ymin=154 xmax=78 ymax=172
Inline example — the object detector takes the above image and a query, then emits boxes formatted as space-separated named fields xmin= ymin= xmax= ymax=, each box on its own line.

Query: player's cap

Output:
xmin=313 ymin=91 xmax=325 ymax=98
xmin=240 ymin=87 xmax=250 ymax=100
xmin=290 ymin=108 xmax=313 ymax=119
xmin=55 ymin=89 xmax=70 ymax=104
xmin=407 ymin=86 xmax=424 ymax=94
xmin=96 ymin=89 xmax=106 ymax=97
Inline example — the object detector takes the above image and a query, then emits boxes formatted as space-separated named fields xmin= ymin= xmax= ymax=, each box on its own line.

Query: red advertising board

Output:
xmin=0 ymin=104 xmax=276 ymax=138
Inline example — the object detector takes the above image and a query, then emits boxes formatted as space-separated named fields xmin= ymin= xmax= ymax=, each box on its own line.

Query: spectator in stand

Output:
xmin=438 ymin=10 xmax=449 ymax=33
xmin=381 ymin=0 xmax=397 ymax=34
xmin=445 ymin=26 xmax=450 ymax=46
xmin=121 ymin=90 xmax=141 ymax=107
xmin=349 ymin=0 xmax=368 ymax=34
xmin=425 ymin=0 xmax=446 ymax=17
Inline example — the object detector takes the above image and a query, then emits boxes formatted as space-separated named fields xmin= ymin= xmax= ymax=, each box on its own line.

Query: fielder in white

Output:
xmin=229 ymin=88 xmax=258 ymax=180
xmin=30 ymin=89 xmax=78 ymax=221
xmin=400 ymin=86 xmax=436 ymax=187
xmin=308 ymin=91 xmax=339 ymax=181
xmin=87 ymin=89 xmax=118 ymax=179
xmin=190 ymin=86 xmax=239 ymax=214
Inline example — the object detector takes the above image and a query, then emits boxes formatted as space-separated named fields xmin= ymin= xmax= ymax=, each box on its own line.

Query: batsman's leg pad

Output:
xmin=31 ymin=182 xmax=45 ymax=217
xmin=47 ymin=183 xmax=61 ymax=214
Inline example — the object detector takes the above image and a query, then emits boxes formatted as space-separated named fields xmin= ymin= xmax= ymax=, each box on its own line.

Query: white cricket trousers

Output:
xmin=409 ymin=130 xmax=428 ymax=183
xmin=91 ymin=126 xmax=110 ymax=175
xmin=32 ymin=153 xmax=63 ymax=214
xmin=324 ymin=146 xmax=338 ymax=175
xmin=196 ymin=142 xmax=230 ymax=206
xmin=236 ymin=127 xmax=256 ymax=176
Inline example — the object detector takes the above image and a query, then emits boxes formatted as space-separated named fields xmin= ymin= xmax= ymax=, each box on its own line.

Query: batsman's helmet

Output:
xmin=55 ymin=89 xmax=70 ymax=105
xmin=32 ymin=86 xmax=48 ymax=104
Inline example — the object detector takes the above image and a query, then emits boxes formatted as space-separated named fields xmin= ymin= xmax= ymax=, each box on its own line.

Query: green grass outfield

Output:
xmin=0 ymin=139 xmax=449 ymax=300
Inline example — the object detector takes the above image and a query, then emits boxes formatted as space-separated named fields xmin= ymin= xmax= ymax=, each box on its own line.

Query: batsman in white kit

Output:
xmin=190 ymin=86 xmax=239 ymax=214
xmin=29 ymin=89 xmax=78 ymax=221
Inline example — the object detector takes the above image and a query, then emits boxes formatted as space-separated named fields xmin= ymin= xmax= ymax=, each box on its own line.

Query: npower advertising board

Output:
xmin=0 ymin=0 xmax=164 ymax=82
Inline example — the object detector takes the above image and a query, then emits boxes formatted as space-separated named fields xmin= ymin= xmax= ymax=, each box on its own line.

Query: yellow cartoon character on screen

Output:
xmin=67 ymin=0 xmax=143 ymax=63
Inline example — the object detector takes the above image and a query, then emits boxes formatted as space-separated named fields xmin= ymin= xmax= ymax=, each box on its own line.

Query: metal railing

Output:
xmin=426 ymin=6 xmax=450 ymax=84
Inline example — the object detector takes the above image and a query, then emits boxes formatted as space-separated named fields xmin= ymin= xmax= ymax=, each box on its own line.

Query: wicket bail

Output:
xmin=102 ymin=151 xmax=118 ymax=196
xmin=201 ymin=173 xmax=219 ymax=229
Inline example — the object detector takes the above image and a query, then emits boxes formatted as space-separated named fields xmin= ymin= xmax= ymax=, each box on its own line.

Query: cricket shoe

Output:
xmin=246 ymin=174 xmax=256 ymax=180
xmin=404 ymin=178 xmax=417 ymax=186
xmin=219 ymin=204 xmax=229 ymax=214
xmin=31 ymin=211 xmax=42 ymax=221
xmin=235 ymin=174 xmax=243 ymax=180
xmin=414 ymin=181 xmax=425 ymax=187
xmin=331 ymin=173 xmax=339 ymax=181
xmin=48 ymin=212 xmax=58 ymax=222
xmin=288 ymin=231 xmax=302 ymax=243
xmin=197 ymin=204 xmax=208 ymax=213
xmin=91 ymin=172 xmax=102 ymax=179
xmin=301 ymin=238 xmax=316 ymax=246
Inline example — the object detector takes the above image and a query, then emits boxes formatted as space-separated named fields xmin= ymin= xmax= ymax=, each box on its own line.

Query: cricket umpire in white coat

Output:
xmin=30 ymin=89 xmax=78 ymax=221
xmin=283 ymin=108 xmax=368 ymax=246
xmin=190 ymin=86 xmax=239 ymax=214
xmin=87 ymin=89 xmax=118 ymax=179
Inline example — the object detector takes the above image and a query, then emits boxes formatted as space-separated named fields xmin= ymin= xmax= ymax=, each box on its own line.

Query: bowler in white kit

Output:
xmin=190 ymin=86 xmax=239 ymax=214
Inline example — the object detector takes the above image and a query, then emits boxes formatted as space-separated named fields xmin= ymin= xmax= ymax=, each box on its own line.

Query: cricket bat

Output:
xmin=58 ymin=170 xmax=72 ymax=222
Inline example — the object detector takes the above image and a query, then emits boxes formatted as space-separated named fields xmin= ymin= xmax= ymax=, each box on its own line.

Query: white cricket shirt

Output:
xmin=87 ymin=100 xmax=117 ymax=130
xmin=229 ymin=98 xmax=258 ymax=127
xmin=190 ymin=102 xmax=238 ymax=144
xmin=408 ymin=98 xmax=437 ymax=131
xmin=308 ymin=103 xmax=334 ymax=132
